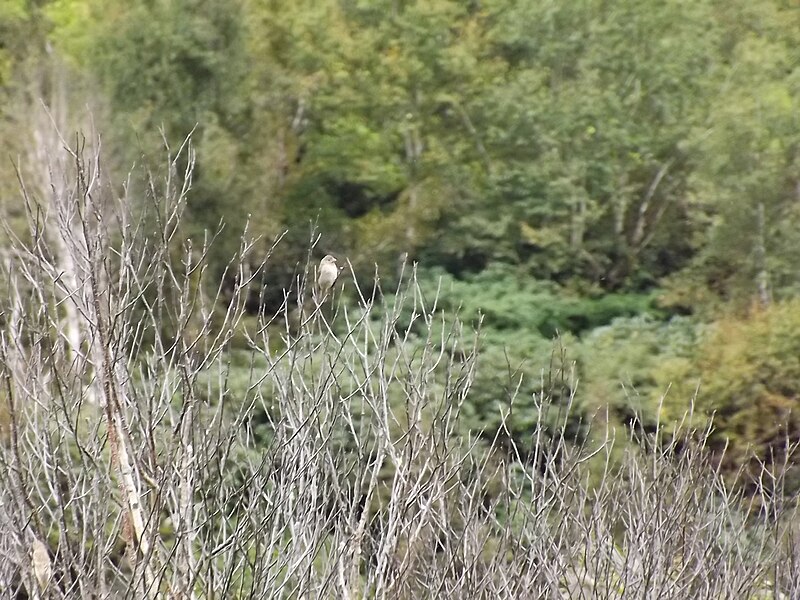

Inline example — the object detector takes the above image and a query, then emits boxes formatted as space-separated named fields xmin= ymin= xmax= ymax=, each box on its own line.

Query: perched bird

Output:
xmin=316 ymin=254 xmax=339 ymax=301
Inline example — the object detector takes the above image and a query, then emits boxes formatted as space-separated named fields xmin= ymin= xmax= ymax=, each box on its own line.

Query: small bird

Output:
xmin=316 ymin=254 xmax=339 ymax=301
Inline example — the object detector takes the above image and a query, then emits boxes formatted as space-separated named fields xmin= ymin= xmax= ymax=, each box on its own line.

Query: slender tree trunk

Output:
xmin=403 ymin=106 xmax=423 ymax=248
xmin=755 ymin=201 xmax=771 ymax=307
xmin=30 ymin=56 xmax=99 ymax=403
xmin=571 ymin=194 xmax=586 ymax=250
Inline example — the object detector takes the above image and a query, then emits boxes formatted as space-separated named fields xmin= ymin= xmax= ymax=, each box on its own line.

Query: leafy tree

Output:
xmin=450 ymin=0 xmax=721 ymax=288
xmin=665 ymin=0 xmax=800 ymax=311
xmin=578 ymin=315 xmax=700 ymax=430
xmin=0 ymin=0 xmax=33 ymax=86
xmin=246 ymin=1 xmax=497 ymax=276
xmin=657 ymin=300 xmax=800 ymax=492
xmin=46 ymin=0 xmax=252 ymax=275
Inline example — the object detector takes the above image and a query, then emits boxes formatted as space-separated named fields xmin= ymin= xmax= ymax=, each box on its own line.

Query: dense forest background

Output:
xmin=2 ymin=0 xmax=800 ymax=486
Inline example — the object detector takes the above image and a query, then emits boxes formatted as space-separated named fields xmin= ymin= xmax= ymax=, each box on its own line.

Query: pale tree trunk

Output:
xmin=402 ymin=112 xmax=423 ymax=255
xmin=570 ymin=194 xmax=586 ymax=250
xmin=21 ymin=55 xmax=160 ymax=595
xmin=755 ymin=201 xmax=771 ymax=308
xmin=630 ymin=160 xmax=672 ymax=250
xmin=28 ymin=54 xmax=100 ymax=404
xmin=608 ymin=161 xmax=673 ymax=286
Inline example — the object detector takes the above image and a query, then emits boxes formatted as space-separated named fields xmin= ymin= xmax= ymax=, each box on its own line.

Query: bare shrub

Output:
xmin=0 ymin=133 xmax=798 ymax=599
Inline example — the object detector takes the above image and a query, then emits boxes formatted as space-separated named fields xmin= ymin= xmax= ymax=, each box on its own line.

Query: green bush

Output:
xmin=578 ymin=315 xmax=700 ymax=428
xmin=657 ymin=300 xmax=800 ymax=494
xmin=407 ymin=266 xmax=663 ymax=337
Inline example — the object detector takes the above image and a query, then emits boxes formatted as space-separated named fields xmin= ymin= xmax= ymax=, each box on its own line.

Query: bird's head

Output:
xmin=321 ymin=254 xmax=337 ymax=266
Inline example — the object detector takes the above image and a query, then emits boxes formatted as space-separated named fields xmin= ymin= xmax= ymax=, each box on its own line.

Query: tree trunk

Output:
xmin=755 ymin=201 xmax=771 ymax=307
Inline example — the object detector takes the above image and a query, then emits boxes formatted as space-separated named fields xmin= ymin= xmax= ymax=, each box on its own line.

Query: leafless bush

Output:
xmin=0 ymin=134 xmax=798 ymax=599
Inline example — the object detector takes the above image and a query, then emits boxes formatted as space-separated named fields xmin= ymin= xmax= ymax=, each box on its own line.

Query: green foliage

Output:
xmin=34 ymin=0 xmax=800 ymax=308
xmin=92 ymin=0 xmax=245 ymax=132
xmin=45 ymin=0 xmax=253 ymax=277
xmin=383 ymin=266 xmax=669 ymax=453
xmin=410 ymin=266 xmax=662 ymax=338
xmin=578 ymin=315 xmax=700 ymax=427
xmin=0 ymin=0 xmax=30 ymax=84
xmin=664 ymin=1 xmax=800 ymax=310
xmin=658 ymin=300 xmax=800 ymax=489
xmin=435 ymin=0 xmax=720 ymax=286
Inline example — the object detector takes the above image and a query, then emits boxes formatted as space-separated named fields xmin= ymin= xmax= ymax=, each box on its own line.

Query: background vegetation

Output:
xmin=1 ymin=0 xmax=800 ymax=596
